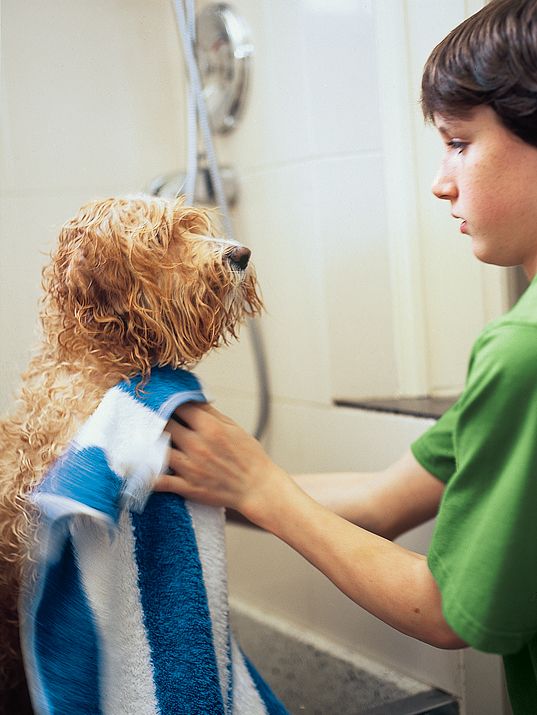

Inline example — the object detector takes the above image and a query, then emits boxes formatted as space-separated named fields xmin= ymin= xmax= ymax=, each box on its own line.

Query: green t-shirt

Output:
xmin=411 ymin=277 xmax=537 ymax=715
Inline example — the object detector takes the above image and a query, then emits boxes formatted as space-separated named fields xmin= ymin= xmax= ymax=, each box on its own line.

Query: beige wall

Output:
xmin=1 ymin=1 xmax=509 ymax=712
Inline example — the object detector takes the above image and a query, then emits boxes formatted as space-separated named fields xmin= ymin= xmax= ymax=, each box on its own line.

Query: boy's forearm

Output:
xmin=293 ymin=452 xmax=444 ymax=540
xmin=292 ymin=471 xmax=389 ymax=533
xmin=229 ymin=470 xmax=410 ymax=533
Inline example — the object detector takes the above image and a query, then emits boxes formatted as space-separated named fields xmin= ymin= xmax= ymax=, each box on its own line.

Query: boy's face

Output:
xmin=432 ymin=106 xmax=537 ymax=278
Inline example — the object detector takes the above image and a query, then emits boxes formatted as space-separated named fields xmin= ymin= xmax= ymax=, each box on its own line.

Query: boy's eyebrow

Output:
xmin=434 ymin=113 xmax=475 ymax=136
xmin=435 ymin=121 xmax=457 ymax=137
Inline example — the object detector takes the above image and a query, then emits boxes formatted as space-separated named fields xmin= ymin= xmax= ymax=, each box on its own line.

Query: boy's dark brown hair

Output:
xmin=421 ymin=0 xmax=537 ymax=146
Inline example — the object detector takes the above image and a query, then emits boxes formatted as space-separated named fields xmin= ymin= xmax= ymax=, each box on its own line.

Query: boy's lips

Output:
xmin=452 ymin=214 xmax=468 ymax=234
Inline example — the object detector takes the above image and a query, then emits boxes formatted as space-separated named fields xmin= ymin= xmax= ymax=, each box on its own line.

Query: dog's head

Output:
xmin=42 ymin=195 xmax=262 ymax=374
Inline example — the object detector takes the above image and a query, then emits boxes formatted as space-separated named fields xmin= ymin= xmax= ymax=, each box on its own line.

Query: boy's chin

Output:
xmin=471 ymin=238 xmax=505 ymax=267
xmin=473 ymin=244 xmax=520 ymax=269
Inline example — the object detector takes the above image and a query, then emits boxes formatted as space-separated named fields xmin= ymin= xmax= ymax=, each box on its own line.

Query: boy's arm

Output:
xmin=293 ymin=450 xmax=445 ymax=540
xmin=229 ymin=451 xmax=444 ymax=540
xmin=161 ymin=406 xmax=463 ymax=649
xmin=253 ymin=473 xmax=465 ymax=649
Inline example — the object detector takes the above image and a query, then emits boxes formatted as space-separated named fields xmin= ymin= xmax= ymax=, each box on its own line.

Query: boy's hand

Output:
xmin=155 ymin=403 xmax=289 ymax=525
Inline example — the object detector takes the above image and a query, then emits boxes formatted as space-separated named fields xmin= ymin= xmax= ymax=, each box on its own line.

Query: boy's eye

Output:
xmin=446 ymin=139 xmax=467 ymax=154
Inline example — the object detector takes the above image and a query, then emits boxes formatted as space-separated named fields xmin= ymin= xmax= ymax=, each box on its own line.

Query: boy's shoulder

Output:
xmin=455 ymin=317 xmax=537 ymax=417
xmin=473 ymin=277 xmax=537 ymax=357
xmin=504 ymin=276 xmax=537 ymax=323
xmin=469 ymin=309 xmax=537 ymax=396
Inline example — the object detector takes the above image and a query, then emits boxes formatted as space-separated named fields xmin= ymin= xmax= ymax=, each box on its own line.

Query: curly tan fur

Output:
xmin=0 ymin=195 xmax=262 ymax=705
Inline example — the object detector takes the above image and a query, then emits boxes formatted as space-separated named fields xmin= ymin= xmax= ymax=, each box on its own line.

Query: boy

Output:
xmin=159 ymin=1 xmax=537 ymax=712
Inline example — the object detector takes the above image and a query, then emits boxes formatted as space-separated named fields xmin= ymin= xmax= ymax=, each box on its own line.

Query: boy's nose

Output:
xmin=431 ymin=174 xmax=457 ymax=201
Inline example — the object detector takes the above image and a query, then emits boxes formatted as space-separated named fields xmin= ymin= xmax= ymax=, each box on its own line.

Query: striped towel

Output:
xmin=20 ymin=366 xmax=288 ymax=715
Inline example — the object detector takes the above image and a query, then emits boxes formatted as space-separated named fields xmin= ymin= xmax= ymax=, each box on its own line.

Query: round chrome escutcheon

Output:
xmin=196 ymin=3 xmax=253 ymax=134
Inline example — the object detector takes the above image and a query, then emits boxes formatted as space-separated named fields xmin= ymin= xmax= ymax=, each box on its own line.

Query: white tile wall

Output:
xmin=314 ymin=154 xmax=399 ymax=400
xmin=0 ymin=194 xmax=87 ymax=406
xmin=301 ymin=0 xmax=382 ymax=157
xmin=198 ymin=161 xmax=334 ymax=406
xmin=1 ymin=1 xmax=186 ymax=197
xmin=199 ymin=0 xmax=314 ymax=170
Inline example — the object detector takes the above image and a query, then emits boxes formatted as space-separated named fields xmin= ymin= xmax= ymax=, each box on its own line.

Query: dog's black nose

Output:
xmin=229 ymin=246 xmax=251 ymax=270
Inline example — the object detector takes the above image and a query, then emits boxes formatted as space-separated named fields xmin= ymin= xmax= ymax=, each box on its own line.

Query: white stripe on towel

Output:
xmin=75 ymin=387 xmax=166 ymax=478
xmin=231 ymin=636 xmax=268 ymax=715
xmin=72 ymin=511 xmax=159 ymax=715
xmin=187 ymin=502 xmax=232 ymax=711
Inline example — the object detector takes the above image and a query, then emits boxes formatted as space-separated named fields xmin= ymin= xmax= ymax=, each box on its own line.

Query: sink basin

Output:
xmin=231 ymin=602 xmax=458 ymax=715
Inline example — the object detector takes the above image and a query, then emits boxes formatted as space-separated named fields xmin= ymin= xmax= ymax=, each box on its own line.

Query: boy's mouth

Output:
xmin=452 ymin=214 xmax=468 ymax=235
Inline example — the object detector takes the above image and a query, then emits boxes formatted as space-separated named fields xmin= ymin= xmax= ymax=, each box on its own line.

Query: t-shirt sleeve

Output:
xmin=427 ymin=324 xmax=537 ymax=654
xmin=411 ymin=400 xmax=459 ymax=484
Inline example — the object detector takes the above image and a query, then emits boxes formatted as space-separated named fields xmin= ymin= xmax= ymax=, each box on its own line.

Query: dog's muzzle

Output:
xmin=227 ymin=246 xmax=251 ymax=270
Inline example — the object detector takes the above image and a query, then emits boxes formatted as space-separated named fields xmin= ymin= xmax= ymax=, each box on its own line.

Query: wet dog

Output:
xmin=0 ymin=195 xmax=262 ymax=711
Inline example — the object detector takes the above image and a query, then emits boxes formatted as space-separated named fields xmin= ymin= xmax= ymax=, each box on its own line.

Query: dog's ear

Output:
xmin=62 ymin=242 xmax=133 ymax=316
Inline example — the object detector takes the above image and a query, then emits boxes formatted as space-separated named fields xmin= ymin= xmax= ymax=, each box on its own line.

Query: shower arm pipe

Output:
xmin=171 ymin=0 xmax=270 ymax=440
xmin=172 ymin=0 xmax=232 ymax=237
xmin=183 ymin=0 xmax=197 ymax=204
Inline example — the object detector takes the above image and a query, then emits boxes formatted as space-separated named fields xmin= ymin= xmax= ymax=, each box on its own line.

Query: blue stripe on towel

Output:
xmin=34 ymin=537 xmax=103 ymax=715
xmin=226 ymin=631 xmax=234 ymax=712
xmin=38 ymin=444 xmax=123 ymax=523
xmin=244 ymin=656 xmax=289 ymax=715
xmin=132 ymin=493 xmax=226 ymax=714
xmin=117 ymin=366 xmax=204 ymax=415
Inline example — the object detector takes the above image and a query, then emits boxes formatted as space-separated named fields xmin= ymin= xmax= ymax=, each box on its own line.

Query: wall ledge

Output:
xmin=334 ymin=396 xmax=458 ymax=420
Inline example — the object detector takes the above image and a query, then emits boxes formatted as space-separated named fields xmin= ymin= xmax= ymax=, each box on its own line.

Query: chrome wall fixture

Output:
xmin=148 ymin=3 xmax=253 ymax=204
xmin=196 ymin=3 xmax=253 ymax=135
xmin=147 ymin=161 xmax=239 ymax=206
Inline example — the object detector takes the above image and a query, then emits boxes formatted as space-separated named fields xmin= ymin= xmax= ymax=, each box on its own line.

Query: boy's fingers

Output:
xmin=165 ymin=410 xmax=215 ymax=450
xmin=174 ymin=401 xmax=233 ymax=429
xmin=165 ymin=439 xmax=214 ymax=484
xmin=164 ymin=418 xmax=190 ymax=446
xmin=154 ymin=474 xmax=193 ymax=496
xmin=154 ymin=474 xmax=224 ymax=509
xmin=166 ymin=444 xmax=182 ymax=474
xmin=166 ymin=443 xmax=205 ymax=478
xmin=164 ymin=420 xmax=197 ymax=458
